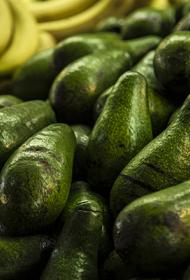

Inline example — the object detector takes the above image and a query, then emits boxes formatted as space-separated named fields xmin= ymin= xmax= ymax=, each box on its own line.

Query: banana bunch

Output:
xmin=0 ymin=0 xmax=55 ymax=77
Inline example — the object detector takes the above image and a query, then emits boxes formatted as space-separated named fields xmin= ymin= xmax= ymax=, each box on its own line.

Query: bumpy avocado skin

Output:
xmin=122 ymin=7 xmax=175 ymax=39
xmin=0 ymin=123 xmax=76 ymax=236
xmin=41 ymin=181 xmax=110 ymax=280
xmin=114 ymin=180 xmax=190 ymax=276
xmin=13 ymin=49 xmax=58 ymax=101
xmin=0 ymin=100 xmax=55 ymax=167
xmin=87 ymin=72 xmax=152 ymax=194
xmin=0 ymin=95 xmax=22 ymax=109
xmin=110 ymin=94 xmax=190 ymax=216
xmin=49 ymin=49 xmax=132 ymax=124
xmin=154 ymin=32 xmax=190 ymax=103
xmin=0 ymin=235 xmax=53 ymax=280
xmin=71 ymin=125 xmax=91 ymax=180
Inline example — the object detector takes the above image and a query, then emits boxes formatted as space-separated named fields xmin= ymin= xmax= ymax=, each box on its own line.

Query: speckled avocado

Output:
xmin=122 ymin=7 xmax=175 ymax=39
xmin=13 ymin=49 xmax=58 ymax=100
xmin=0 ymin=235 xmax=53 ymax=280
xmin=0 ymin=100 xmax=55 ymax=167
xmin=114 ymin=180 xmax=190 ymax=276
xmin=41 ymin=181 xmax=110 ymax=280
xmin=49 ymin=49 xmax=132 ymax=124
xmin=0 ymin=123 xmax=76 ymax=236
xmin=87 ymin=71 xmax=152 ymax=194
xmin=0 ymin=95 xmax=22 ymax=109
xmin=110 ymin=94 xmax=190 ymax=216
xmin=96 ymin=17 xmax=125 ymax=33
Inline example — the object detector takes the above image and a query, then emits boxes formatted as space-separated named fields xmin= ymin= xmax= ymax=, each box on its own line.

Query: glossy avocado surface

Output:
xmin=0 ymin=95 xmax=22 ymax=109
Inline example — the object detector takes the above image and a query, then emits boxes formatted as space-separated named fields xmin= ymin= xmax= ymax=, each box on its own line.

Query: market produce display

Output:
xmin=2 ymin=0 xmax=190 ymax=279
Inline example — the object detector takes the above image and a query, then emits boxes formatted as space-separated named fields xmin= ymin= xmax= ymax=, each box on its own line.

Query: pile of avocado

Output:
xmin=2 ymin=2 xmax=190 ymax=279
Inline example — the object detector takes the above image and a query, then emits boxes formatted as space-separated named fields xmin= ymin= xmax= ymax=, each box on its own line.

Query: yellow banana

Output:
xmin=39 ymin=0 xmax=121 ymax=40
xmin=0 ymin=0 xmax=13 ymax=56
xmin=25 ymin=0 xmax=97 ymax=22
xmin=150 ymin=0 xmax=170 ymax=8
xmin=0 ymin=0 xmax=39 ymax=77
xmin=38 ymin=31 xmax=56 ymax=52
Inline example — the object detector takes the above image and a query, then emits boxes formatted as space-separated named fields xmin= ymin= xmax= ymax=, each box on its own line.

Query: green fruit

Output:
xmin=110 ymin=94 xmax=190 ymax=216
xmin=95 ymin=17 xmax=125 ymax=33
xmin=71 ymin=125 xmax=91 ymax=180
xmin=13 ymin=49 xmax=58 ymax=100
xmin=0 ymin=123 xmax=76 ymax=236
xmin=122 ymin=7 xmax=175 ymax=39
xmin=0 ymin=100 xmax=55 ymax=167
xmin=154 ymin=32 xmax=190 ymax=103
xmin=49 ymin=49 xmax=132 ymax=124
xmin=41 ymin=181 xmax=110 ymax=280
xmin=0 ymin=95 xmax=22 ymax=109
xmin=174 ymin=13 xmax=190 ymax=31
xmin=87 ymin=71 xmax=152 ymax=194
xmin=114 ymin=180 xmax=190 ymax=276
xmin=0 ymin=235 xmax=53 ymax=280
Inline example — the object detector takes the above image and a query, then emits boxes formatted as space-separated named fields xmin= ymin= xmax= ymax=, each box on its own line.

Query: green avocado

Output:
xmin=0 ymin=235 xmax=53 ymax=280
xmin=181 ymin=1 xmax=190 ymax=17
xmin=95 ymin=17 xmax=125 ymax=33
xmin=174 ymin=13 xmax=190 ymax=31
xmin=71 ymin=125 xmax=91 ymax=180
xmin=154 ymin=32 xmax=190 ymax=103
xmin=114 ymin=180 xmax=190 ymax=276
xmin=49 ymin=49 xmax=132 ymax=124
xmin=0 ymin=123 xmax=76 ymax=236
xmin=87 ymin=71 xmax=152 ymax=194
xmin=122 ymin=7 xmax=175 ymax=39
xmin=110 ymin=94 xmax=190 ymax=216
xmin=13 ymin=48 xmax=58 ymax=101
xmin=0 ymin=100 xmax=55 ymax=167
xmin=0 ymin=95 xmax=22 ymax=109
xmin=41 ymin=181 xmax=110 ymax=280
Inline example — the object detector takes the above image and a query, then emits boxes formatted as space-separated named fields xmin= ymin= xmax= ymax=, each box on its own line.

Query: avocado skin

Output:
xmin=96 ymin=17 xmax=125 ymax=33
xmin=154 ymin=32 xmax=190 ymax=103
xmin=13 ymin=49 xmax=58 ymax=101
xmin=175 ymin=13 xmax=190 ymax=31
xmin=87 ymin=71 xmax=152 ymax=194
xmin=0 ymin=95 xmax=22 ymax=109
xmin=49 ymin=49 xmax=132 ymax=124
xmin=0 ymin=100 xmax=55 ymax=168
xmin=114 ymin=180 xmax=190 ymax=276
xmin=110 ymin=94 xmax=190 ymax=216
xmin=41 ymin=181 xmax=110 ymax=280
xmin=0 ymin=123 xmax=76 ymax=236
xmin=0 ymin=235 xmax=53 ymax=280
xmin=71 ymin=125 xmax=91 ymax=180
xmin=122 ymin=8 xmax=175 ymax=39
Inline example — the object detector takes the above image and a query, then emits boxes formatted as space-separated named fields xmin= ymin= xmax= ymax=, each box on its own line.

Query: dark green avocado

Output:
xmin=174 ymin=13 xmax=190 ymax=31
xmin=0 ymin=235 xmax=53 ymax=280
xmin=0 ymin=95 xmax=22 ymax=109
xmin=154 ymin=31 xmax=190 ymax=103
xmin=110 ymin=94 xmax=190 ymax=216
xmin=0 ymin=123 xmax=76 ymax=236
xmin=114 ymin=180 xmax=190 ymax=276
xmin=86 ymin=71 xmax=152 ymax=194
xmin=122 ymin=7 xmax=175 ymax=39
xmin=95 ymin=17 xmax=125 ymax=33
xmin=41 ymin=181 xmax=110 ymax=280
xmin=0 ymin=100 xmax=55 ymax=167
xmin=49 ymin=49 xmax=132 ymax=124
xmin=13 ymin=48 xmax=58 ymax=100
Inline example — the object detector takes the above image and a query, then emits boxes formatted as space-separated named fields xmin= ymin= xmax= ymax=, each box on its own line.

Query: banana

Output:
xmin=25 ymin=0 xmax=97 ymax=22
xmin=0 ymin=0 xmax=13 ymax=56
xmin=39 ymin=0 xmax=122 ymax=40
xmin=0 ymin=0 xmax=39 ymax=77
xmin=150 ymin=0 xmax=170 ymax=8
xmin=38 ymin=31 xmax=56 ymax=52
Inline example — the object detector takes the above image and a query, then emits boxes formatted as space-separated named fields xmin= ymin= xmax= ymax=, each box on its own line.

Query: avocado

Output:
xmin=174 ymin=13 xmax=190 ymax=31
xmin=0 ymin=123 xmax=76 ymax=236
xmin=93 ymin=86 xmax=112 ymax=121
xmin=0 ymin=95 xmax=22 ymax=109
xmin=122 ymin=7 xmax=175 ymax=39
xmin=41 ymin=181 xmax=110 ymax=280
xmin=154 ymin=32 xmax=190 ymax=104
xmin=0 ymin=100 xmax=55 ymax=167
xmin=110 ymin=94 xmax=190 ymax=216
xmin=49 ymin=49 xmax=132 ymax=124
xmin=71 ymin=125 xmax=91 ymax=180
xmin=13 ymin=48 xmax=58 ymax=101
xmin=0 ymin=235 xmax=53 ymax=280
xmin=182 ymin=1 xmax=190 ymax=17
xmin=95 ymin=17 xmax=125 ymax=33
xmin=86 ymin=71 xmax=152 ymax=194
xmin=114 ymin=180 xmax=190 ymax=276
